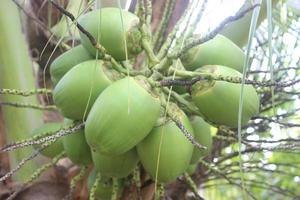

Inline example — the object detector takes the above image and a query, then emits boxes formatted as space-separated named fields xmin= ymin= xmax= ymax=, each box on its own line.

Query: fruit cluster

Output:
xmin=33 ymin=7 xmax=259 ymax=198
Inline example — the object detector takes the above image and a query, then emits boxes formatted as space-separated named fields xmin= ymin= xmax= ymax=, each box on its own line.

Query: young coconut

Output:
xmin=53 ymin=59 xmax=119 ymax=120
xmin=137 ymin=104 xmax=194 ymax=183
xmin=191 ymin=65 xmax=259 ymax=128
xmin=87 ymin=170 xmax=123 ymax=200
xmin=32 ymin=123 xmax=64 ymax=158
xmin=62 ymin=119 xmax=92 ymax=166
xmin=180 ymin=35 xmax=245 ymax=73
xmin=85 ymin=76 xmax=161 ymax=155
xmin=78 ymin=7 xmax=142 ymax=61
xmin=50 ymin=45 xmax=93 ymax=85
xmin=91 ymin=148 xmax=139 ymax=178
xmin=189 ymin=116 xmax=214 ymax=164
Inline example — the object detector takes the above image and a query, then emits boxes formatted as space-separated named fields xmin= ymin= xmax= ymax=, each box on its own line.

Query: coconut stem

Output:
xmin=0 ymin=88 xmax=52 ymax=96
xmin=154 ymin=183 xmax=165 ymax=200
xmin=89 ymin=172 xmax=101 ymax=200
xmin=140 ymin=24 xmax=159 ymax=67
xmin=64 ymin=166 xmax=88 ymax=200
xmin=183 ymin=172 xmax=204 ymax=200
xmin=111 ymin=177 xmax=119 ymax=200
xmin=159 ymin=72 xmax=300 ymax=88
xmin=213 ymin=135 xmax=237 ymax=142
xmin=6 ymin=152 xmax=66 ymax=200
xmin=186 ymin=0 xmax=209 ymax=38
xmin=152 ymin=56 xmax=173 ymax=72
xmin=0 ymin=123 xmax=84 ymax=153
xmin=133 ymin=165 xmax=141 ymax=197
xmin=153 ymin=0 xmax=174 ymax=51
xmin=170 ymin=116 xmax=207 ymax=151
xmin=0 ymin=140 xmax=55 ymax=183
xmin=145 ymin=0 xmax=152 ymax=32
xmin=142 ymin=38 xmax=159 ymax=66
xmin=199 ymin=159 xmax=258 ymax=199
xmin=137 ymin=0 xmax=146 ymax=24
xmin=162 ymin=105 xmax=207 ymax=151
xmin=156 ymin=0 xmax=194 ymax=60
xmin=0 ymin=102 xmax=57 ymax=111
xmin=153 ymin=0 xmax=175 ymax=52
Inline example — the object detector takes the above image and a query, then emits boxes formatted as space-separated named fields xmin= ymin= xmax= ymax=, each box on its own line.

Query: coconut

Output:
xmin=78 ymin=7 xmax=142 ymax=61
xmin=137 ymin=104 xmax=194 ymax=183
xmin=53 ymin=60 xmax=119 ymax=120
xmin=181 ymin=35 xmax=245 ymax=72
xmin=91 ymin=148 xmax=139 ymax=178
xmin=50 ymin=45 xmax=93 ymax=85
xmin=85 ymin=76 xmax=161 ymax=155
xmin=191 ymin=65 xmax=259 ymax=128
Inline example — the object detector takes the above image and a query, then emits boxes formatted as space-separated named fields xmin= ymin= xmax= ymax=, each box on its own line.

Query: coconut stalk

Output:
xmin=0 ymin=0 xmax=43 ymax=181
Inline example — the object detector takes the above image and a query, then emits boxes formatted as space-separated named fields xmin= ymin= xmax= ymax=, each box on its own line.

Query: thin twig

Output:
xmin=63 ymin=166 xmax=88 ymax=200
xmin=183 ymin=172 xmax=205 ymax=200
xmin=0 ymin=102 xmax=57 ymax=111
xmin=0 ymin=141 xmax=54 ymax=182
xmin=6 ymin=152 xmax=65 ymax=200
xmin=168 ymin=115 xmax=207 ymax=150
xmin=0 ymin=88 xmax=52 ymax=96
xmin=0 ymin=123 xmax=84 ymax=153
xmin=159 ymin=75 xmax=300 ymax=88
xmin=253 ymin=116 xmax=300 ymax=127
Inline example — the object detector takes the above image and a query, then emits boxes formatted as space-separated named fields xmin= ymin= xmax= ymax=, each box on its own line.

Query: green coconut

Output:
xmin=62 ymin=119 xmax=92 ymax=166
xmin=137 ymin=104 xmax=194 ymax=183
xmin=92 ymin=148 xmax=139 ymax=178
xmin=189 ymin=116 xmax=213 ymax=164
xmin=180 ymin=35 xmax=245 ymax=72
xmin=78 ymin=7 xmax=142 ymax=61
xmin=50 ymin=45 xmax=93 ymax=85
xmin=191 ymin=65 xmax=259 ymax=128
xmin=32 ymin=123 xmax=64 ymax=158
xmin=53 ymin=60 xmax=119 ymax=120
xmin=87 ymin=170 xmax=123 ymax=200
xmin=85 ymin=76 xmax=161 ymax=155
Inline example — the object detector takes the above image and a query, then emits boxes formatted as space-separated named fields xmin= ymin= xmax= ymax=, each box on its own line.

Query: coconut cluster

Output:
xmin=32 ymin=7 xmax=259 ymax=198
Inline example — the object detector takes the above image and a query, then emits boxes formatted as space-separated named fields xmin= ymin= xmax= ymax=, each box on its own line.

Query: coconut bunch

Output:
xmin=28 ymin=6 xmax=260 ymax=198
